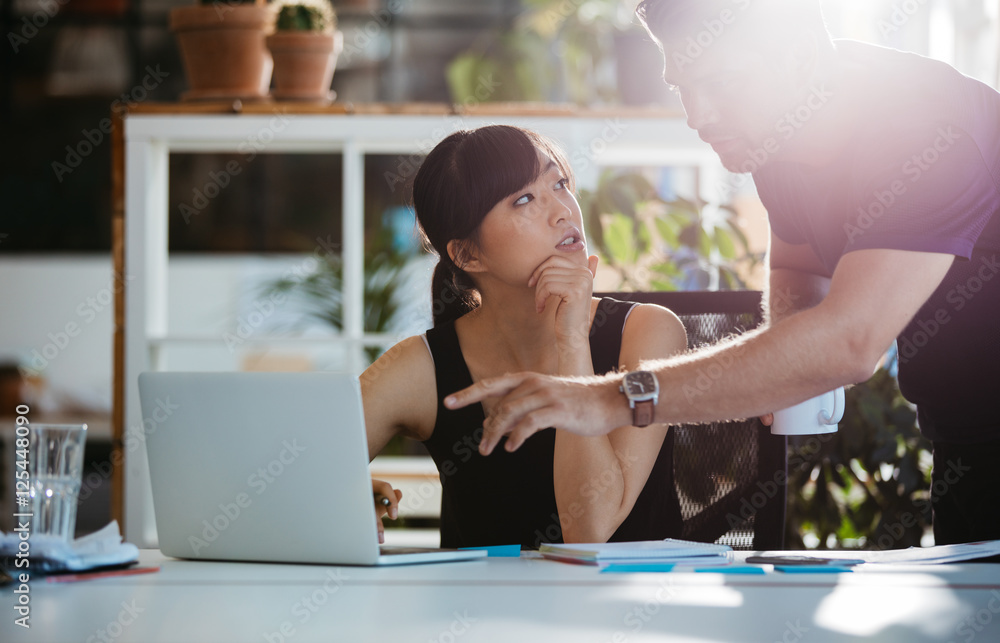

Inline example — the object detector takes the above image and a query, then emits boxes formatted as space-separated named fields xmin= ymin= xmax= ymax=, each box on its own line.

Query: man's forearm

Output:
xmin=639 ymin=302 xmax=867 ymax=426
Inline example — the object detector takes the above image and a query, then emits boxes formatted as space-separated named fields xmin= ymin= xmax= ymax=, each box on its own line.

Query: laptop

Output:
xmin=138 ymin=371 xmax=487 ymax=566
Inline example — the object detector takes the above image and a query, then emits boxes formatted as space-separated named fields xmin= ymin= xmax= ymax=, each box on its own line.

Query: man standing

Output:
xmin=446 ymin=0 xmax=1000 ymax=544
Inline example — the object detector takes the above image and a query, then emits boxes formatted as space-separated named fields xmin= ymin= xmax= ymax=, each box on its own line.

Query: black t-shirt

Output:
xmin=754 ymin=40 xmax=1000 ymax=443
xmin=421 ymin=297 xmax=682 ymax=549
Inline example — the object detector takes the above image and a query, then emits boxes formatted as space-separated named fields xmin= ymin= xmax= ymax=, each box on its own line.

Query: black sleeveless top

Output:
xmin=423 ymin=297 xmax=682 ymax=549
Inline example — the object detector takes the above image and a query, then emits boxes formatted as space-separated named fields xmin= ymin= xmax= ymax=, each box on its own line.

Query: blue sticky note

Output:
xmin=600 ymin=563 xmax=677 ymax=573
xmin=693 ymin=566 xmax=767 ymax=574
xmin=459 ymin=544 xmax=521 ymax=557
xmin=775 ymin=565 xmax=853 ymax=574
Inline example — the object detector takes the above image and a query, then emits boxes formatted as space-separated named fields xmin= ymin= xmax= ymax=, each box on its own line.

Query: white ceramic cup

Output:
xmin=770 ymin=388 xmax=845 ymax=436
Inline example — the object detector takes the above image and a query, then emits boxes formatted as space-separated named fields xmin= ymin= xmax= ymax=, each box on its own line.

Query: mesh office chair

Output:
xmin=598 ymin=290 xmax=787 ymax=550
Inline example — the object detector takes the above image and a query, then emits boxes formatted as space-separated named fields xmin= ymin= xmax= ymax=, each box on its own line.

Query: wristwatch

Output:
xmin=620 ymin=371 xmax=659 ymax=427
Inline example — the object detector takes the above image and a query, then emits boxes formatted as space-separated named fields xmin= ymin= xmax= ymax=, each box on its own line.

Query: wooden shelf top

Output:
xmin=125 ymin=101 xmax=685 ymax=119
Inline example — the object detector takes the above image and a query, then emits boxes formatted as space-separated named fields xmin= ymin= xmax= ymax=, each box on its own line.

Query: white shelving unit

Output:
xmin=122 ymin=107 xmax=722 ymax=546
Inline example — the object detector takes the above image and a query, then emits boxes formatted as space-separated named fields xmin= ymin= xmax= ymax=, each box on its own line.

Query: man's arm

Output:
xmin=766 ymin=231 xmax=831 ymax=325
xmin=447 ymin=248 xmax=955 ymax=455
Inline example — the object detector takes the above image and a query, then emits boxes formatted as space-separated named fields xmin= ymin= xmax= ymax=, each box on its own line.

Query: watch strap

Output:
xmin=633 ymin=399 xmax=654 ymax=428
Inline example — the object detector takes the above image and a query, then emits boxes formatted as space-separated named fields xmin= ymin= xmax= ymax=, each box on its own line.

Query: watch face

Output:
xmin=625 ymin=371 xmax=657 ymax=396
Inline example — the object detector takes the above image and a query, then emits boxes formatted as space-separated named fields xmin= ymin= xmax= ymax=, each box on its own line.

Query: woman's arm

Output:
xmin=360 ymin=335 xmax=438 ymax=459
xmin=361 ymin=335 xmax=437 ymax=539
xmin=553 ymin=303 xmax=687 ymax=543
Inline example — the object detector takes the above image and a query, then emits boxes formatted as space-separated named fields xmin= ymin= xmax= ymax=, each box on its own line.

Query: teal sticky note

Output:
xmin=693 ymin=566 xmax=767 ymax=574
xmin=459 ymin=544 xmax=521 ymax=557
xmin=775 ymin=565 xmax=853 ymax=574
xmin=600 ymin=563 xmax=677 ymax=573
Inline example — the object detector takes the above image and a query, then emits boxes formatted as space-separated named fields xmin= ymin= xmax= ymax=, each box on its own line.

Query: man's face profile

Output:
xmin=649 ymin=1 xmax=821 ymax=173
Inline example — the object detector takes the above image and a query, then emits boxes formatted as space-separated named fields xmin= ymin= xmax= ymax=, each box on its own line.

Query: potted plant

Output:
xmin=266 ymin=0 xmax=343 ymax=101
xmin=170 ymin=0 xmax=275 ymax=101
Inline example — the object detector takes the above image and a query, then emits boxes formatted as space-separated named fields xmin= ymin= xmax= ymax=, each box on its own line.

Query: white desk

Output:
xmin=3 ymin=550 xmax=999 ymax=642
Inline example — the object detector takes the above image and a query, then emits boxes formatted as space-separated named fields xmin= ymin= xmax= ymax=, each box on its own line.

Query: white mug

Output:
xmin=770 ymin=388 xmax=845 ymax=435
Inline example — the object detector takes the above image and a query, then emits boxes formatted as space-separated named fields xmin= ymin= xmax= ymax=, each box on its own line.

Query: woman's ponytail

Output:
xmin=430 ymin=260 xmax=479 ymax=327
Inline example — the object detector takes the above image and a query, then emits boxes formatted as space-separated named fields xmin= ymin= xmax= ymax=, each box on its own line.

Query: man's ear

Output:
xmin=447 ymin=239 xmax=483 ymax=274
xmin=786 ymin=31 xmax=821 ymax=85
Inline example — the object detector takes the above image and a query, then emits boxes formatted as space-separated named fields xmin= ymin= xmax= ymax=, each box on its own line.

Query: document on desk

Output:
xmin=862 ymin=539 xmax=1000 ymax=564
xmin=751 ymin=539 xmax=1000 ymax=565
xmin=539 ymin=539 xmax=732 ymax=566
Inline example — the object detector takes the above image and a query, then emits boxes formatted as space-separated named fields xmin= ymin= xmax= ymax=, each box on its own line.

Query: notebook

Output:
xmin=539 ymin=538 xmax=732 ymax=565
xmin=138 ymin=371 xmax=487 ymax=566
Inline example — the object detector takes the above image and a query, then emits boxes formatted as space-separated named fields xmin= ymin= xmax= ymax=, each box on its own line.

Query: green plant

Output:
xmin=786 ymin=367 xmax=932 ymax=550
xmin=579 ymin=168 xmax=761 ymax=291
xmin=273 ymin=0 xmax=335 ymax=32
xmin=447 ymin=0 xmax=636 ymax=105
xmin=264 ymin=228 xmax=407 ymax=363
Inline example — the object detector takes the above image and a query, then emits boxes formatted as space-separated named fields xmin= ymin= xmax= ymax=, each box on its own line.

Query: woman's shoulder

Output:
xmin=362 ymin=334 xmax=436 ymax=385
xmin=619 ymin=301 xmax=688 ymax=356
xmin=596 ymin=297 xmax=685 ymax=332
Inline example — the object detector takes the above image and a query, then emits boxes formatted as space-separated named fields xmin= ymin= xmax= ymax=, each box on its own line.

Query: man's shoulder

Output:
xmin=835 ymin=39 xmax=1000 ymax=130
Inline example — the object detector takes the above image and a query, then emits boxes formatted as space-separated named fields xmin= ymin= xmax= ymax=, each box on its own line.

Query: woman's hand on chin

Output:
xmin=528 ymin=254 xmax=599 ymax=356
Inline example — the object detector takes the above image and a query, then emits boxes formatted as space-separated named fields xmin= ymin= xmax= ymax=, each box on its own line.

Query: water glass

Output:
xmin=28 ymin=423 xmax=88 ymax=541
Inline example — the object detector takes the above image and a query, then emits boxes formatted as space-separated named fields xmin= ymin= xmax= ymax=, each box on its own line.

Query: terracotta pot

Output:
xmin=266 ymin=31 xmax=343 ymax=101
xmin=170 ymin=4 xmax=275 ymax=101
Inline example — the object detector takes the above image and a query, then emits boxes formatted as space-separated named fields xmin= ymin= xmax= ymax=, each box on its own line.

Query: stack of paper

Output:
xmin=539 ymin=538 xmax=732 ymax=566
xmin=748 ymin=539 xmax=1000 ymax=565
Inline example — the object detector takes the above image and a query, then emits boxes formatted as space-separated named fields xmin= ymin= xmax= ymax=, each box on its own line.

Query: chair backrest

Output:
xmin=597 ymin=291 xmax=787 ymax=550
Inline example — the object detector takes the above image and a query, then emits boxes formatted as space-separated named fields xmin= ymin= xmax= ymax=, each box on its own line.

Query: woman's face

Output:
xmin=462 ymin=148 xmax=587 ymax=289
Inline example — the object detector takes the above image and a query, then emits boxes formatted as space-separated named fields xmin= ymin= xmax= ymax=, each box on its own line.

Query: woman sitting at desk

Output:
xmin=362 ymin=125 xmax=687 ymax=549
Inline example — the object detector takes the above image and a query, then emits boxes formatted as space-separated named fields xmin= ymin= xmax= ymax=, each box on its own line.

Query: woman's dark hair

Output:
xmin=411 ymin=125 xmax=573 ymax=327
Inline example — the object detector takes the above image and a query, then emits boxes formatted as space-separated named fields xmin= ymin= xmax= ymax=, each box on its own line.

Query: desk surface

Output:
xmin=3 ymin=550 xmax=999 ymax=642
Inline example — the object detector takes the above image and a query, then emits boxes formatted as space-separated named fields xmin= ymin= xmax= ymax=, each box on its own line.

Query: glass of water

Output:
xmin=28 ymin=424 xmax=88 ymax=541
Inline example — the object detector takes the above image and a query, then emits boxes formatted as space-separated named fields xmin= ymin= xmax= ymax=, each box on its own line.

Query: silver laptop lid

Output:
xmin=139 ymin=371 xmax=381 ymax=565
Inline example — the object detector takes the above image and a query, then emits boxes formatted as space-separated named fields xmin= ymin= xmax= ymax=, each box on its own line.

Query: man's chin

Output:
xmin=715 ymin=145 xmax=768 ymax=174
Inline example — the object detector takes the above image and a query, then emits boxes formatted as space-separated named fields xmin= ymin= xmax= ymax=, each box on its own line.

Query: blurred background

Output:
xmin=1 ymin=0 xmax=997 ymax=546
